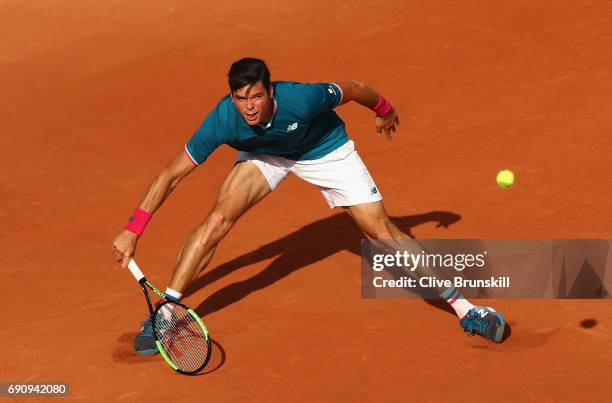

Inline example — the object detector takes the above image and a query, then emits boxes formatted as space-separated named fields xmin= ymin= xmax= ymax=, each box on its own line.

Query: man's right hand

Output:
xmin=113 ymin=230 xmax=139 ymax=269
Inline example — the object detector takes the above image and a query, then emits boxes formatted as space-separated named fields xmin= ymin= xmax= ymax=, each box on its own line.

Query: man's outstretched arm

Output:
xmin=112 ymin=150 xmax=197 ymax=268
xmin=335 ymin=80 xmax=400 ymax=138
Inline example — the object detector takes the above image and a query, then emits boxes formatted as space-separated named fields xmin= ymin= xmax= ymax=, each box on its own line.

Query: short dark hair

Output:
xmin=228 ymin=58 xmax=271 ymax=93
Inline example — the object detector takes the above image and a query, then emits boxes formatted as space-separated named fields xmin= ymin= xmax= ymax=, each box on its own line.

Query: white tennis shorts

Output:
xmin=235 ymin=140 xmax=382 ymax=208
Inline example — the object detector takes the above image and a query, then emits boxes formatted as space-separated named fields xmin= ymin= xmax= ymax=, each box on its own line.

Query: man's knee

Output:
xmin=370 ymin=221 xmax=394 ymax=239
xmin=362 ymin=214 xmax=409 ymax=240
xmin=358 ymin=215 xmax=394 ymax=240
xmin=196 ymin=209 xmax=234 ymax=246
xmin=207 ymin=210 xmax=229 ymax=229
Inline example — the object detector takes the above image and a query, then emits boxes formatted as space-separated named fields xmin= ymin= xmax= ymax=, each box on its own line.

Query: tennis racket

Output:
xmin=126 ymin=259 xmax=211 ymax=375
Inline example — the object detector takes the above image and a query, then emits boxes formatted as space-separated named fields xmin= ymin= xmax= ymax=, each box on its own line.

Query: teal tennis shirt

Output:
xmin=185 ymin=81 xmax=348 ymax=163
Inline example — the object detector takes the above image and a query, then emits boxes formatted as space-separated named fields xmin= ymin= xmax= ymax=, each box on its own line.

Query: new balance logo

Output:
xmin=286 ymin=122 xmax=298 ymax=132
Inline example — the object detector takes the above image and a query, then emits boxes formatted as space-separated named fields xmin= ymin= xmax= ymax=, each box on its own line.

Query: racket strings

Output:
xmin=156 ymin=305 xmax=206 ymax=371
xmin=154 ymin=303 xmax=210 ymax=373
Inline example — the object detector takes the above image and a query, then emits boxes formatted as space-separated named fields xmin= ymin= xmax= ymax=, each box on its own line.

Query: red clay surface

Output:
xmin=2 ymin=0 xmax=612 ymax=401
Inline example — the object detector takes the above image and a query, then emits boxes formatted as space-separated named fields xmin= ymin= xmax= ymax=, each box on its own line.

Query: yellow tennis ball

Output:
xmin=496 ymin=169 xmax=515 ymax=188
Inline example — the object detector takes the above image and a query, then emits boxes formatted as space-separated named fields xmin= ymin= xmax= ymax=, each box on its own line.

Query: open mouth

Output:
xmin=245 ymin=112 xmax=258 ymax=121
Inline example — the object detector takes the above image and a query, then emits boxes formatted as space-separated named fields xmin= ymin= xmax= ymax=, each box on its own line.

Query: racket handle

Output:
xmin=127 ymin=258 xmax=145 ymax=282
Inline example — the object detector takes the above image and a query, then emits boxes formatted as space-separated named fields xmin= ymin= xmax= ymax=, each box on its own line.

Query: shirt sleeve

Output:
xmin=184 ymin=108 xmax=225 ymax=165
xmin=304 ymin=82 xmax=343 ymax=116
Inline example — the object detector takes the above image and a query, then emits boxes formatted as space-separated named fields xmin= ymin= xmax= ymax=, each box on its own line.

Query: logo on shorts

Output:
xmin=370 ymin=186 xmax=378 ymax=195
xmin=286 ymin=122 xmax=298 ymax=132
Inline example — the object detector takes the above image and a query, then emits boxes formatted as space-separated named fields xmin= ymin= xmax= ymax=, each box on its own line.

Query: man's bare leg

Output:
xmin=345 ymin=201 xmax=472 ymax=310
xmin=168 ymin=161 xmax=272 ymax=293
xmin=345 ymin=201 xmax=506 ymax=342
xmin=134 ymin=161 xmax=271 ymax=355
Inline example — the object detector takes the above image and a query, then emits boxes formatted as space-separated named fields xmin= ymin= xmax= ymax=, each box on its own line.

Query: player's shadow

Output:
xmin=187 ymin=210 xmax=461 ymax=317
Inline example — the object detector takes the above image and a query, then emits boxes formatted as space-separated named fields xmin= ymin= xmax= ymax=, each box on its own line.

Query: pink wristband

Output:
xmin=371 ymin=96 xmax=392 ymax=117
xmin=125 ymin=208 xmax=152 ymax=236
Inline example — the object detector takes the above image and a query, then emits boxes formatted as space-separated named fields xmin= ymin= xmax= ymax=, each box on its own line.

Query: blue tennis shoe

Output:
xmin=134 ymin=318 xmax=159 ymax=356
xmin=460 ymin=306 xmax=505 ymax=343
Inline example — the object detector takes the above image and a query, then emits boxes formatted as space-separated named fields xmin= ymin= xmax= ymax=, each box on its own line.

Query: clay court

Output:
xmin=2 ymin=0 xmax=612 ymax=401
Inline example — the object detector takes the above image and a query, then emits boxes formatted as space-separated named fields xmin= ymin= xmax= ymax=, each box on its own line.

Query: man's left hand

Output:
xmin=375 ymin=107 xmax=400 ymax=139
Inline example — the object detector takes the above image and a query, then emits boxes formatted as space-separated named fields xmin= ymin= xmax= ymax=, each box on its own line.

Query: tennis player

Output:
xmin=112 ymin=58 xmax=506 ymax=355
